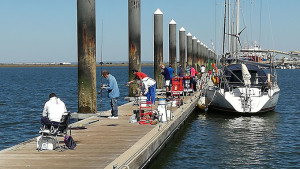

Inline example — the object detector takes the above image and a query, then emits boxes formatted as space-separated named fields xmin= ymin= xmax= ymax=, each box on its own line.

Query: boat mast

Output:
xmin=227 ymin=0 xmax=231 ymax=54
xmin=222 ymin=0 xmax=227 ymax=66
xmin=236 ymin=0 xmax=240 ymax=60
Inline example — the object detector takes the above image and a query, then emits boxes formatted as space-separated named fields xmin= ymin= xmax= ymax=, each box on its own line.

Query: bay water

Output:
xmin=0 ymin=67 xmax=299 ymax=168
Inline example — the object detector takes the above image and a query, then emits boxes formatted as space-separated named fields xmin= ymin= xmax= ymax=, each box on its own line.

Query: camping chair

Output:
xmin=37 ymin=112 xmax=71 ymax=151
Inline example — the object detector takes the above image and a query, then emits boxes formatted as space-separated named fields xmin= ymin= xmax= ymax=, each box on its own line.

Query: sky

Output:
xmin=0 ymin=0 xmax=299 ymax=63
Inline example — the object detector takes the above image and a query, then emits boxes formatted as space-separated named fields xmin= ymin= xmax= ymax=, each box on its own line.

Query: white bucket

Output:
xmin=139 ymin=96 xmax=148 ymax=107
xmin=158 ymin=106 xmax=167 ymax=122
xmin=167 ymin=110 xmax=171 ymax=118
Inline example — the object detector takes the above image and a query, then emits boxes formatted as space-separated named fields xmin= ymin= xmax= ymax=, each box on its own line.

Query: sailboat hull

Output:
xmin=206 ymin=86 xmax=280 ymax=114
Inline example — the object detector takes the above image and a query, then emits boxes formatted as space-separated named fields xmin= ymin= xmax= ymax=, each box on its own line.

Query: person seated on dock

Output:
xmin=41 ymin=93 xmax=67 ymax=129
xmin=101 ymin=70 xmax=120 ymax=119
xmin=141 ymin=77 xmax=156 ymax=105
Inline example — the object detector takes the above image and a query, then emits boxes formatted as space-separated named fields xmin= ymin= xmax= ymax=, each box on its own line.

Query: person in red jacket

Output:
xmin=127 ymin=69 xmax=148 ymax=85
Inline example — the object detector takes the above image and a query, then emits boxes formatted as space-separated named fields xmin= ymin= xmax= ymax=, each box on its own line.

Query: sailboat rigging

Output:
xmin=201 ymin=0 xmax=280 ymax=114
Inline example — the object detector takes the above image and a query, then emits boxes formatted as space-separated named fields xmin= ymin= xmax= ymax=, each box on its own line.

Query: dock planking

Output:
xmin=0 ymin=94 xmax=199 ymax=169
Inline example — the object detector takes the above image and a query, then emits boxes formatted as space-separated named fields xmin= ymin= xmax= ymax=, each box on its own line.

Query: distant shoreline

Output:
xmin=0 ymin=63 xmax=154 ymax=68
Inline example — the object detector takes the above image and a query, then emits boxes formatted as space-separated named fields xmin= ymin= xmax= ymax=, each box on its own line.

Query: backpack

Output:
xmin=64 ymin=136 xmax=76 ymax=150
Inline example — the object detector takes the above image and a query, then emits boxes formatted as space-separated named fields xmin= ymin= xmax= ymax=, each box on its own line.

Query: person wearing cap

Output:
xmin=101 ymin=70 xmax=120 ymax=119
xmin=41 ymin=93 xmax=67 ymax=128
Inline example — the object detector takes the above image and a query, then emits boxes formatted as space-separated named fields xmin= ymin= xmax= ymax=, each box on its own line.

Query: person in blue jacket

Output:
xmin=101 ymin=70 xmax=120 ymax=119
xmin=168 ymin=65 xmax=175 ymax=79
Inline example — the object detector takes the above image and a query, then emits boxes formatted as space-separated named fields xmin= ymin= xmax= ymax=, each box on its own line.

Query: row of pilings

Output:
xmin=128 ymin=4 xmax=218 ymax=94
xmin=76 ymin=0 xmax=217 ymax=114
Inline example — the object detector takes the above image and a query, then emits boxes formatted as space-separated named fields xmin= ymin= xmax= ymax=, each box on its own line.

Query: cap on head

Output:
xmin=102 ymin=70 xmax=109 ymax=76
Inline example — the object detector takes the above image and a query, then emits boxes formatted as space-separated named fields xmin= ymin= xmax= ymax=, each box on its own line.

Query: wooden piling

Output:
xmin=77 ymin=0 xmax=97 ymax=114
xmin=179 ymin=27 xmax=186 ymax=70
xmin=192 ymin=36 xmax=197 ymax=70
xmin=197 ymin=40 xmax=201 ymax=71
xmin=128 ymin=0 xmax=141 ymax=97
xmin=169 ymin=19 xmax=177 ymax=74
xmin=204 ymin=45 xmax=208 ymax=65
xmin=200 ymin=42 xmax=204 ymax=67
xmin=186 ymin=32 xmax=192 ymax=67
xmin=154 ymin=8 xmax=163 ymax=89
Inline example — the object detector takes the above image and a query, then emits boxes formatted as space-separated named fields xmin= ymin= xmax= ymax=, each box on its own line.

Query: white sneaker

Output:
xmin=108 ymin=116 xmax=118 ymax=119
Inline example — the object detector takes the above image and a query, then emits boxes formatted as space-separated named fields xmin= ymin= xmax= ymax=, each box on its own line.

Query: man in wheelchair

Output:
xmin=37 ymin=93 xmax=71 ymax=151
xmin=41 ymin=93 xmax=67 ymax=129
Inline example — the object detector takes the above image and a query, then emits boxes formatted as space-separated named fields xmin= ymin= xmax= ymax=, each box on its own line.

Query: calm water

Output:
xmin=0 ymin=67 xmax=299 ymax=168
xmin=149 ymin=69 xmax=300 ymax=168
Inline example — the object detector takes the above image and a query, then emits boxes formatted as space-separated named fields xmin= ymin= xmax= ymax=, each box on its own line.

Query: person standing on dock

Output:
xmin=177 ymin=65 xmax=185 ymax=77
xmin=41 ymin=93 xmax=67 ymax=127
xmin=161 ymin=65 xmax=171 ymax=92
xmin=200 ymin=65 xmax=205 ymax=77
xmin=101 ymin=70 xmax=120 ymax=119
xmin=168 ymin=65 xmax=175 ymax=79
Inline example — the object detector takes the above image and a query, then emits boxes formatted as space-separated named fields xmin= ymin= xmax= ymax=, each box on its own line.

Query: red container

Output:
xmin=172 ymin=77 xmax=183 ymax=92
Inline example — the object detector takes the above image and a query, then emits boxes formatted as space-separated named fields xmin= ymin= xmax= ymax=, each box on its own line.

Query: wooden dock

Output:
xmin=0 ymin=93 xmax=199 ymax=169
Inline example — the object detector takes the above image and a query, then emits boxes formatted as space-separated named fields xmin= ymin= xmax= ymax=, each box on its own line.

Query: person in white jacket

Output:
xmin=41 ymin=93 xmax=67 ymax=127
xmin=141 ymin=77 xmax=156 ymax=105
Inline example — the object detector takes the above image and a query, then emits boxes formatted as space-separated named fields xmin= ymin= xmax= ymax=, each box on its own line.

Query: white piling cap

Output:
xmin=187 ymin=32 xmax=192 ymax=36
xmin=154 ymin=8 xmax=163 ymax=15
xmin=192 ymin=36 xmax=197 ymax=40
xmin=197 ymin=40 xmax=201 ymax=43
xmin=200 ymin=42 xmax=204 ymax=45
xmin=179 ymin=27 xmax=185 ymax=31
xmin=169 ymin=19 xmax=176 ymax=24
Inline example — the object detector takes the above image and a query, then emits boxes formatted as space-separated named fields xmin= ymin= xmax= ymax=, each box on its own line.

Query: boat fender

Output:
xmin=212 ymin=76 xmax=219 ymax=86
xmin=267 ymin=73 xmax=271 ymax=88
xmin=198 ymin=96 xmax=207 ymax=110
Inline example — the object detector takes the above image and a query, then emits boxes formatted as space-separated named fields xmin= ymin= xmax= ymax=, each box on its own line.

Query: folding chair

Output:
xmin=37 ymin=112 xmax=71 ymax=151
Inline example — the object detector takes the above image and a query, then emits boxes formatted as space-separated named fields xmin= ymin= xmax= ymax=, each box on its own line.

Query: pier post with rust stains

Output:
xmin=77 ymin=0 xmax=97 ymax=114
xmin=200 ymin=42 xmax=204 ymax=67
xmin=204 ymin=45 xmax=208 ymax=65
xmin=197 ymin=40 xmax=201 ymax=71
xmin=192 ymin=36 xmax=197 ymax=70
xmin=169 ymin=19 xmax=177 ymax=74
xmin=128 ymin=0 xmax=141 ymax=97
xmin=186 ymin=32 xmax=192 ymax=67
xmin=179 ymin=27 xmax=186 ymax=70
xmin=154 ymin=8 xmax=163 ymax=89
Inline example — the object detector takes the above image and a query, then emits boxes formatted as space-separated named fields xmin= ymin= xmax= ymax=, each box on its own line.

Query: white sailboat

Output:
xmin=201 ymin=0 xmax=280 ymax=114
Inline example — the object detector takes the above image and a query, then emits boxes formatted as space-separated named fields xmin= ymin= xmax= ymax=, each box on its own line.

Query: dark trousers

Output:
xmin=111 ymin=98 xmax=118 ymax=117
xmin=40 ymin=116 xmax=59 ymax=129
